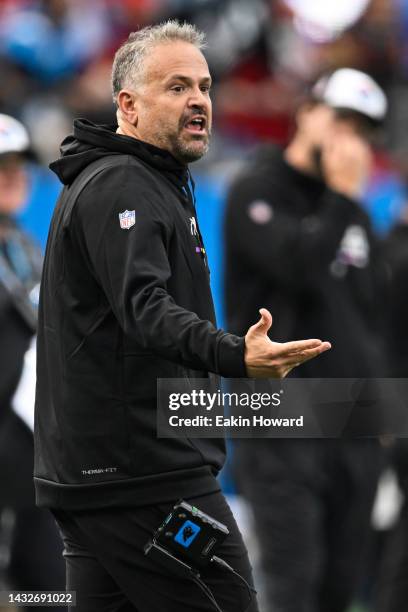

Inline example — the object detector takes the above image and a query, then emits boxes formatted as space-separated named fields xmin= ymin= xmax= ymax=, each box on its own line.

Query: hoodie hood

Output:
xmin=50 ymin=119 xmax=189 ymax=188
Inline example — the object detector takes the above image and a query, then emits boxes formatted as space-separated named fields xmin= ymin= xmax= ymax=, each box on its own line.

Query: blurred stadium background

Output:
xmin=1 ymin=0 xmax=407 ymax=322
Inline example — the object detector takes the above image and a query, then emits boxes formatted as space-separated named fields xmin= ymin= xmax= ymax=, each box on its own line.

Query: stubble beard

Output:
xmin=154 ymin=115 xmax=211 ymax=164
xmin=170 ymin=133 xmax=210 ymax=164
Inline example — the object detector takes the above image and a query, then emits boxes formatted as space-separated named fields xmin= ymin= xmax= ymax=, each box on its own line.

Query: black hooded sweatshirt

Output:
xmin=34 ymin=120 xmax=246 ymax=510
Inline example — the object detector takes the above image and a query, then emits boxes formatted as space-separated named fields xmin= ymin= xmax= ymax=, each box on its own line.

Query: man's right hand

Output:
xmin=244 ymin=309 xmax=331 ymax=379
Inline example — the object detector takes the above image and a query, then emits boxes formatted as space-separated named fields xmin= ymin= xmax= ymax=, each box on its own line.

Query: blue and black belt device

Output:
xmin=145 ymin=500 xmax=229 ymax=569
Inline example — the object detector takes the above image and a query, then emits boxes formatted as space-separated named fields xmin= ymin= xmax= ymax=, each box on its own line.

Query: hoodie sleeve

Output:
xmin=0 ymin=286 xmax=26 ymax=405
xmin=225 ymin=171 xmax=363 ymax=291
xmin=73 ymin=163 xmax=246 ymax=377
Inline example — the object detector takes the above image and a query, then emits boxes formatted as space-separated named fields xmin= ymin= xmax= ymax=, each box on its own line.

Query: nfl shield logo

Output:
xmin=119 ymin=210 xmax=136 ymax=230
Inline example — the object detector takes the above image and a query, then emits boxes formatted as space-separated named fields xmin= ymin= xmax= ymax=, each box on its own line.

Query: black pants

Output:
xmin=234 ymin=439 xmax=382 ymax=612
xmin=53 ymin=490 xmax=259 ymax=612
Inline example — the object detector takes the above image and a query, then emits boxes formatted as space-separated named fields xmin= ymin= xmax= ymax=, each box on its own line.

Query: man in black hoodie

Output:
xmin=34 ymin=20 xmax=330 ymax=612
xmin=225 ymin=69 xmax=388 ymax=612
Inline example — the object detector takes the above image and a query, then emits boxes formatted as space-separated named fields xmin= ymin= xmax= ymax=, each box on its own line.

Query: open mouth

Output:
xmin=184 ymin=116 xmax=206 ymax=133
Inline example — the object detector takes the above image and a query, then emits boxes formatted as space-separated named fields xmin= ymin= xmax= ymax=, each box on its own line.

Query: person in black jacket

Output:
xmin=0 ymin=113 xmax=64 ymax=608
xmin=376 ymin=209 xmax=408 ymax=612
xmin=225 ymin=69 xmax=388 ymax=612
xmin=34 ymin=21 xmax=331 ymax=612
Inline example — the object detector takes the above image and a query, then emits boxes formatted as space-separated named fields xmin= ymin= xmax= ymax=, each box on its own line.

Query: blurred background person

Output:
xmin=224 ymin=69 xmax=389 ymax=612
xmin=0 ymin=113 xmax=64 ymax=609
xmin=375 ymin=201 xmax=408 ymax=612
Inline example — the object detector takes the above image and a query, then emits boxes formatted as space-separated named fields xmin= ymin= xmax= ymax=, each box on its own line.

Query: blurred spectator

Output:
xmin=224 ymin=69 xmax=388 ymax=612
xmin=375 ymin=203 xmax=408 ymax=612
xmin=212 ymin=0 xmax=400 ymax=153
xmin=0 ymin=0 xmax=118 ymax=162
xmin=0 ymin=113 xmax=64 ymax=609
xmin=0 ymin=0 xmax=113 ymax=84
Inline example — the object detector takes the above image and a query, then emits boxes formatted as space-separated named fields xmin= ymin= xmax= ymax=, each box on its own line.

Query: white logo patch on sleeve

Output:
xmin=247 ymin=200 xmax=274 ymax=224
xmin=330 ymin=224 xmax=370 ymax=277
xmin=337 ymin=225 xmax=369 ymax=268
xmin=119 ymin=210 xmax=136 ymax=230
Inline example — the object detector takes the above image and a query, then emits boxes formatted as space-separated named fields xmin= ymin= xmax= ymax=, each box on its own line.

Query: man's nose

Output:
xmin=187 ymin=87 xmax=210 ymax=109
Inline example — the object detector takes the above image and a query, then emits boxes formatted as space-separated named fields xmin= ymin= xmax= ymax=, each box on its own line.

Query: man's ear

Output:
xmin=117 ymin=90 xmax=138 ymax=126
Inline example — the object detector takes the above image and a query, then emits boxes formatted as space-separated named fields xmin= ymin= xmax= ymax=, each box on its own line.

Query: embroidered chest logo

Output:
xmin=188 ymin=216 xmax=206 ymax=260
xmin=119 ymin=210 xmax=136 ymax=230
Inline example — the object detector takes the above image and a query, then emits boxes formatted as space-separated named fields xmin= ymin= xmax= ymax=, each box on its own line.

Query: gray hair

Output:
xmin=111 ymin=20 xmax=206 ymax=103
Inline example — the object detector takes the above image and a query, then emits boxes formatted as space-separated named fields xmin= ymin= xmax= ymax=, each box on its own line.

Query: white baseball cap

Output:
xmin=0 ymin=113 xmax=30 ymax=156
xmin=313 ymin=68 xmax=387 ymax=122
